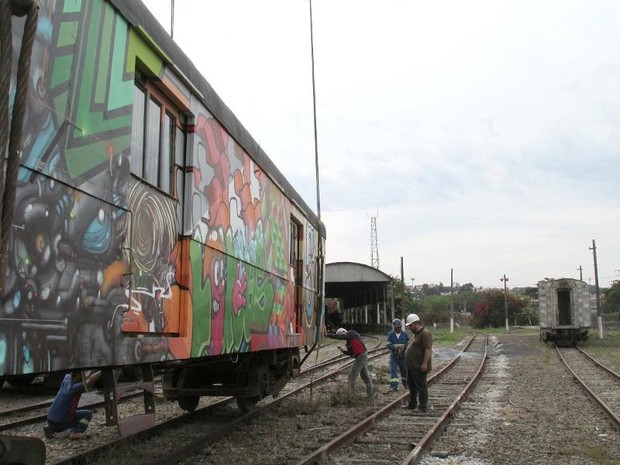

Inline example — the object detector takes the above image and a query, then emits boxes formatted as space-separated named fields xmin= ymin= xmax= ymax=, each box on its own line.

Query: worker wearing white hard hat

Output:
xmin=403 ymin=314 xmax=432 ymax=412
xmin=327 ymin=328 xmax=374 ymax=398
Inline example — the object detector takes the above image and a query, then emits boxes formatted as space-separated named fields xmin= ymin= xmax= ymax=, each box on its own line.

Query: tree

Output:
xmin=522 ymin=287 xmax=538 ymax=300
xmin=420 ymin=295 xmax=451 ymax=324
xmin=389 ymin=275 xmax=423 ymax=319
xmin=514 ymin=297 xmax=538 ymax=326
xmin=603 ymin=281 xmax=620 ymax=314
xmin=454 ymin=283 xmax=482 ymax=315
xmin=471 ymin=289 xmax=526 ymax=328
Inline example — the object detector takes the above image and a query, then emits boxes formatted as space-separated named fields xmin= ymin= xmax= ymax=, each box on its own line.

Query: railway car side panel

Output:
xmin=185 ymin=110 xmax=321 ymax=353
xmin=0 ymin=0 xmax=323 ymax=381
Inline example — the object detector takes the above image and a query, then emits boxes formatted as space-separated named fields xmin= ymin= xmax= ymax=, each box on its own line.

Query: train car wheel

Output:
xmin=178 ymin=395 xmax=199 ymax=412
xmin=236 ymin=395 xmax=260 ymax=413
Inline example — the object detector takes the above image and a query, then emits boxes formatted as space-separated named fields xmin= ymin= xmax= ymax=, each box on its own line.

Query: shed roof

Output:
xmin=325 ymin=262 xmax=392 ymax=309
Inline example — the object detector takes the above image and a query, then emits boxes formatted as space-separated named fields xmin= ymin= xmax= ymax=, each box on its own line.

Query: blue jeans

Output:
xmin=349 ymin=353 xmax=374 ymax=397
xmin=48 ymin=409 xmax=92 ymax=434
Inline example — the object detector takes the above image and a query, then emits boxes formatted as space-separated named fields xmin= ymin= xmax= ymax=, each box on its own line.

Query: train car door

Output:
xmin=121 ymin=75 xmax=188 ymax=337
xmin=557 ymin=288 xmax=572 ymax=325
xmin=291 ymin=217 xmax=304 ymax=334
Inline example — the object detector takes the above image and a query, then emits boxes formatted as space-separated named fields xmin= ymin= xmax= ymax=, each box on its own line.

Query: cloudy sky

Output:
xmin=141 ymin=0 xmax=620 ymax=289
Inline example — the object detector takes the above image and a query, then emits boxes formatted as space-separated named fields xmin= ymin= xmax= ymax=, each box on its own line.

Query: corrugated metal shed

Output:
xmin=325 ymin=262 xmax=392 ymax=310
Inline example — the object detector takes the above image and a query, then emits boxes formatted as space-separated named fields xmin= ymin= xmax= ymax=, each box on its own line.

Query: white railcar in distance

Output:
xmin=538 ymin=278 xmax=591 ymax=346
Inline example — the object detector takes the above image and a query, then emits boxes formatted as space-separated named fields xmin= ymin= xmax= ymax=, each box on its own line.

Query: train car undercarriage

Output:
xmin=540 ymin=327 xmax=589 ymax=347
xmin=161 ymin=348 xmax=301 ymax=413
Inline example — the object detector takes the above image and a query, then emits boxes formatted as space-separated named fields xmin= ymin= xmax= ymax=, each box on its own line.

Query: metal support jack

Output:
xmin=101 ymin=365 xmax=156 ymax=437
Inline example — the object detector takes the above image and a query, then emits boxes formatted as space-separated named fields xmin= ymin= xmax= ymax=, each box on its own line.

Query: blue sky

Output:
xmin=141 ymin=0 xmax=620 ymax=289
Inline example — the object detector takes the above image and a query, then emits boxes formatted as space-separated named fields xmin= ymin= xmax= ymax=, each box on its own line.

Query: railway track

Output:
xmin=0 ymin=390 xmax=154 ymax=435
xmin=4 ymin=336 xmax=458 ymax=465
xmin=556 ymin=346 xmax=620 ymax=429
xmin=292 ymin=333 xmax=487 ymax=465
xmin=33 ymin=345 xmax=375 ymax=464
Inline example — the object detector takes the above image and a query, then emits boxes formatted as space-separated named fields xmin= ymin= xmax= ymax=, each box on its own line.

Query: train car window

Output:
xmin=160 ymin=110 xmax=174 ymax=192
xmin=130 ymin=84 xmax=146 ymax=176
xmin=145 ymin=96 xmax=161 ymax=184
xmin=289 ymin=219 xmax=299 ymax=268
xmin=130 ymin=73 xmax=187 ymax=198
xmin=174 ymin=122 xmax=186 ymax=200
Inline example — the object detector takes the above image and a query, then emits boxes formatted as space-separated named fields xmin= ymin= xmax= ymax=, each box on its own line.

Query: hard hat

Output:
xmin=392 ymin=318 xmax=402 ymax=327
xmin=405 ymin=313 xmax=420 ymax=326
xmin=336 ymin=328 xmax=347 ymax=336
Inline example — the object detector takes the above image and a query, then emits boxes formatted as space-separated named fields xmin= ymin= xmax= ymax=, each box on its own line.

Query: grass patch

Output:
xmin=559 ymin=445 xmax=613 ymax=465
xmin=286 ymin=397 xmax=323 ymax=415
xmin=328 ymin=386 xmax=369 ymax=407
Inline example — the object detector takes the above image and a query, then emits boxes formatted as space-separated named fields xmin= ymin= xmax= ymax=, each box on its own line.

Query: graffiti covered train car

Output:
xmin=538 ymin=278 xmax=591 ymax=346
xmin=0 ymin=0 xmax=325 ymax=428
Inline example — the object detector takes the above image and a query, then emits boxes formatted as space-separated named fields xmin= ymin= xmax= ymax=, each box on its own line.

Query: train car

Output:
xmin=0 ymin=0 xmax=325 ymax=438
xmin=538 ymin=278 xmax=591 ymax=346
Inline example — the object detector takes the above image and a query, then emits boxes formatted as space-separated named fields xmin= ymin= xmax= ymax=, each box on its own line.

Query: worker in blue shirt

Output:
xmin=387 ymin=318 xmax=409 ymax=392
xmin=44 ymin=370 xmax=101 ymax=440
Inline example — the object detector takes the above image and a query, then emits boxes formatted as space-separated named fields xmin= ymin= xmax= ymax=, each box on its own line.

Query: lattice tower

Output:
xmin=370 ymin=216 xmax=379 ymax=269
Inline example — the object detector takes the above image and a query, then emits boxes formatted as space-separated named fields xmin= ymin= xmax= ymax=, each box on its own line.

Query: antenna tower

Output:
xmin=370 ymin=216 xmax=380 ymax=269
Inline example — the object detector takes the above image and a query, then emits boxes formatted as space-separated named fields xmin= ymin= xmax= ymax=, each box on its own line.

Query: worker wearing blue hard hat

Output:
xmin=386 ymin=318 xmax=409 ymax=392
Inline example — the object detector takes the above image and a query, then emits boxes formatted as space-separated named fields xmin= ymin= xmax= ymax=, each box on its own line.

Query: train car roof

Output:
xmin=111 ymin=0 xmax=324 ymax=235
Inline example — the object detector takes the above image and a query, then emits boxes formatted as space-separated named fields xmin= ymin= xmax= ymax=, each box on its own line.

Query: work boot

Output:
xmin=68 ymin=432 xmax=89 ymax=440
xmin=43 ymin=425 xmax=55 ymax=439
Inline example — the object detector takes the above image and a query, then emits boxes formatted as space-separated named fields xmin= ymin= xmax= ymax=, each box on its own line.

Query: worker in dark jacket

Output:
xmin=404 ymin=313 xmax=433 ymax=412
xmin=327 ymin=328 xmax=374 ymax=398
xmin=44 ymin=370 xmax=102 ymax=440
xmin=387 ymin=318 xmax=409 ymax=392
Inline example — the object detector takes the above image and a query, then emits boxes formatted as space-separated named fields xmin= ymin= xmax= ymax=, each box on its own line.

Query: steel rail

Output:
xmin=402 ymin=334 xmax=488 ymax=464
xmin=48 ymin=347 xmax=377 ymax=465
xmin=293 ymin=334 xmax=479 ymax=465
xmin=556 ymin=347 xmax=620 ymax=429
xmin=576 ymin=347 xmax=620 ymax=380
xmin=146 ymin=349 xmax=389 ymax=465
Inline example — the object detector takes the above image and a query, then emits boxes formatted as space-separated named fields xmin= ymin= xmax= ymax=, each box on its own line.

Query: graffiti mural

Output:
xmin=0 ymin=0 xmax=321 ymax=381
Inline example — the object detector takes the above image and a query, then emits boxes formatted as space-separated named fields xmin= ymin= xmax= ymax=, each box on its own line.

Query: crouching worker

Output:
xmin=44 ymin=370 xmax=102 ymax=440
xmin=387 ymin=318 xmax=409 ymax=392
xmin=327 ymin=328 xmax=374 ymax=398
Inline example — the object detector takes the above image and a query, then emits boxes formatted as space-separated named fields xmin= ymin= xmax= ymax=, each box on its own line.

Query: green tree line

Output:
xmin=392 ymin=277 xmax=619 ymax=329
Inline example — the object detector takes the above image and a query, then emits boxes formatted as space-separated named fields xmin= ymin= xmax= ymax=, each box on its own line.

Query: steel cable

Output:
xmin=0 ymin=1 xmax=39 ymax=288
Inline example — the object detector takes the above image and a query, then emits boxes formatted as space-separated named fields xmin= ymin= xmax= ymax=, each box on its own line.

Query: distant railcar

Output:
xmin=538 ymin=278 xmax=591 ymax=346
xmin=0 ymin=0 xmax=325 ymax=439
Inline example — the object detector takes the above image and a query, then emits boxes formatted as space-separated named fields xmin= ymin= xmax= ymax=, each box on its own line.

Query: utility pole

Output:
xmin=450 ymin=268 xmax=454 ymax=333
xmin=589 ymin=240 xmax=603 ymax=339
xmin=501 ymin=274 xmax=509 ymax=331
xmin=170 ymin=0 xmax=175 ymax=39
xmin=400 ymin=257 xmax=404 ymax=316
xmin=577 ymin=265 xmax=583 ymax=281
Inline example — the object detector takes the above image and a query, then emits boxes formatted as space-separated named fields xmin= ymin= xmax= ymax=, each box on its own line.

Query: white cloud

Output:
xmin=142 ymin=0 xmax=620 ymax=288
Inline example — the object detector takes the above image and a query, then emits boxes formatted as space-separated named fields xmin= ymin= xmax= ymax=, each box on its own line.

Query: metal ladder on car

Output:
xmin=101 ymin=364 xmax=156 ymax=437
